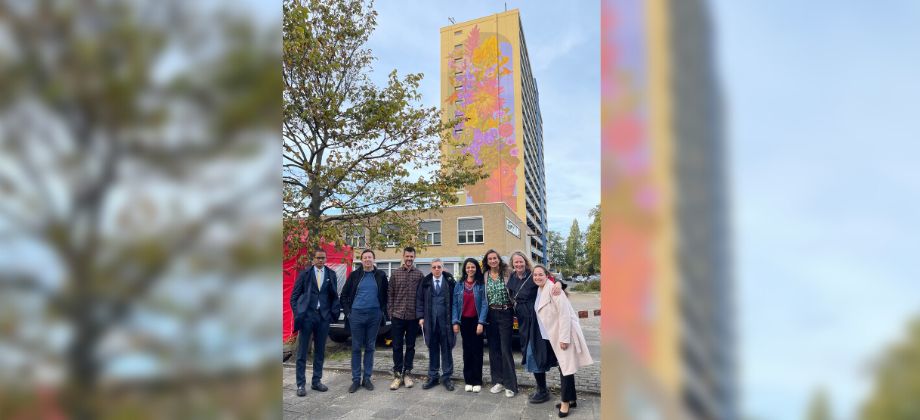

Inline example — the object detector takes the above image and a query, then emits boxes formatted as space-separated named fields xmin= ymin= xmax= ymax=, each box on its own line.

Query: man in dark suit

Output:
xmin=416 ymin=258 xmax=457 ymax=391
xmin=290 ymin=248 xmax=341 ymax=397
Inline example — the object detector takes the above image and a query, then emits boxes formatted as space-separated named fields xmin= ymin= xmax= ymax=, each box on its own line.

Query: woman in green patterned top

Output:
xmin=481 ymin=249 xmax=519 ymax=397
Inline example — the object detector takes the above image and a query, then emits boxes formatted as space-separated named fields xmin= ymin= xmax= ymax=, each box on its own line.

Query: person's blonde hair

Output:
xmin=509 ymin=250 xmax=532 ymax=273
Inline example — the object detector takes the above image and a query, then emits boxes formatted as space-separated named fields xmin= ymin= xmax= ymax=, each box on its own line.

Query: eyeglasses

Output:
xmin=314 ymin=256 xmax=326 ymax=259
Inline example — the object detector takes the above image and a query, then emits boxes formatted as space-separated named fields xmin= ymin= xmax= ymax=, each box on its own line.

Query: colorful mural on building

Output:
xmin=601 ymin=0 xmax=656 ymax=365
xmin=445 ymin=25 xmax=519 ymax=212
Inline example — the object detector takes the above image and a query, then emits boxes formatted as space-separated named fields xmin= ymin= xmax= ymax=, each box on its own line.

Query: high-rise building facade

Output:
xmin=440 ymin=9 xmax=548 ymax=264
xmin=601 ymin=0 xmax=736 ymax=419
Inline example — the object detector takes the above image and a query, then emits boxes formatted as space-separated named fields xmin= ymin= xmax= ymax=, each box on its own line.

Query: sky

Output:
xmin=712 ymin=0 xmax=920 ymax=419
xmin=365 ymin=0 xmax=601 ymax=236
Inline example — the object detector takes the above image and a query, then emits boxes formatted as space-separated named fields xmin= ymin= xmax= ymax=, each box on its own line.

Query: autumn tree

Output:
xmin=282 ymin=0 xmax=485 ymax=257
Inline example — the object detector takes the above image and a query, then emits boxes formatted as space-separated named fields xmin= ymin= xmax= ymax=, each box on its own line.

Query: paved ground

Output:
xmin=282 ymin=291 xmax=601 ymax=419
xmin=282 ymin=366 xmax=600 ymax=419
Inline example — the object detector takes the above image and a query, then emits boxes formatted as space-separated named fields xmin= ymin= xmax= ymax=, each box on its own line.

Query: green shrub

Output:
xmin=571 ymin=280 xmax=600 ymax=292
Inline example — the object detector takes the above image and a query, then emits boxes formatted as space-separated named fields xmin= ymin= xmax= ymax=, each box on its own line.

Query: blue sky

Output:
xmin=712 ymin=0 xmax=920 ymax=418
xmin=365 ymin=0 xmax=601 ymax=236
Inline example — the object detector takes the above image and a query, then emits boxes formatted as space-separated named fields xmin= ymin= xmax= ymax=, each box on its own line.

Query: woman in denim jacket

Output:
xmin=451 ymin=257 xmax=489 ymax=392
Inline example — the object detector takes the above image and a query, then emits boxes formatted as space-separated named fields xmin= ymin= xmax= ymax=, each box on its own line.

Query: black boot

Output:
xmin=529 ymin=388 xmax=550 ymax=403
xmin=422 ymin=377 xmax=439 ymax=389
xmin=530 ymin=372 xmax=550 ymax=403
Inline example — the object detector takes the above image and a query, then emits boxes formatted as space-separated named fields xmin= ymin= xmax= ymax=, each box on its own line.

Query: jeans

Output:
xmin=295 ymin=309 xmax=330 ymax=387
xmin=486 ymin=307 xmax=518 ymax=392
xmin=427 ymin=321 xmax=454 ymax=380
xmin=390 ymin=317 xmax=419 ymax=374
xmin=349 ymin=308 xmax=381 ymax=383
xmin=525 ymin=340 xmax=545 ymax=373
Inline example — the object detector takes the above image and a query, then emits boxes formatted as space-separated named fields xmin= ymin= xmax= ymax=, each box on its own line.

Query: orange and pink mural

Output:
xmin=446 ymin=25 xmax=519 ymax=212
xmin=601 ymin=0 xmax=657 ymax=366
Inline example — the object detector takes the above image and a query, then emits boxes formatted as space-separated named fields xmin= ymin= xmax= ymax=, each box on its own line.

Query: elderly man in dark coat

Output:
xmin=416 ymin=258 xmax=457 ymax=391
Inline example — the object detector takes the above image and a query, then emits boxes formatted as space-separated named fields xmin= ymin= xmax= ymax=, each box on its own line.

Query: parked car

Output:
xmin=328 ymin=312 xmax=392 ymax=344
xmin=588 ymin=274 xmax=600 ymax=282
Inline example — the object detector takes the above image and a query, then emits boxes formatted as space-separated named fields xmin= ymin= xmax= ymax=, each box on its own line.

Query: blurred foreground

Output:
xmin=0 ymin=1 xmax=281 ymax=419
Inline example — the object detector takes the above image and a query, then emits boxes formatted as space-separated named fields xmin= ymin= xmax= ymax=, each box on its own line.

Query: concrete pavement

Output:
xmin=282 ymin=291 xmax=601 ymax=419
xmin=283 ymin=365 xmax=600 ymax=419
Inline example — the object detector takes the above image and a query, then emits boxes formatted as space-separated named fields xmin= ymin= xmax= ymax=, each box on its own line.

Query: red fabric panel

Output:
xmin=282 ymin=242 xmax=353 ymax=343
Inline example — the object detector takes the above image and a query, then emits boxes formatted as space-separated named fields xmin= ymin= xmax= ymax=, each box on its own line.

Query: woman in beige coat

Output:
xmin=533 ymin=264 xmax=593 ymax=417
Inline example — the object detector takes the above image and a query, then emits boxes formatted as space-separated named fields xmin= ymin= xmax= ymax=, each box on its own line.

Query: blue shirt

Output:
xmin=352 ymin=271 xmax=380 ymax=311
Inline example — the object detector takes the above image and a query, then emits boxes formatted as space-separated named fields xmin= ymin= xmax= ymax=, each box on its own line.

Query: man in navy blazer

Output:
xmin=290 ymin=248 xmax=342 ymax=397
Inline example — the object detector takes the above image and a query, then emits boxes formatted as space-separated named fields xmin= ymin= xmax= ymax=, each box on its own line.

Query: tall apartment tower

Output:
xmin=440 ymin=9 xmax=548 ymax=264
xmin=601 ymin=0 xmax=736 ymax=419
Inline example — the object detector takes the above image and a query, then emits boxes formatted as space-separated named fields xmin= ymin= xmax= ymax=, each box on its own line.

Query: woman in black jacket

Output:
xmin=506 ymin=251 xmax=562 ymax=404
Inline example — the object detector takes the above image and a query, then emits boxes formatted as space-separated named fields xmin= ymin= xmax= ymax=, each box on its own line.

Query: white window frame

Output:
xmin=457 ymin=216 xmax=484 ymax=245
xmin=420 ymin=219 xmax=442 ymax=246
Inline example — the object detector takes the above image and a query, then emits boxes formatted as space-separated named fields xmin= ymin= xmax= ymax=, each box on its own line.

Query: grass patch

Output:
xmin=571 ymin=281 xmax=600 ymax=292
xmin=325 ymin=347 xmax=350 ymax=362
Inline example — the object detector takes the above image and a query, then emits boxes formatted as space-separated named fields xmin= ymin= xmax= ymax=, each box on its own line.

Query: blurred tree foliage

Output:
xmin=860 ymin=316 xmax=920 ymax=420
xmin=805 ymin=388 xmax=833 ymax=420
xmin=282 ymin=0 xmax=485 ymax=259
xmin=0 ymin=1 xmax=280 ymax=418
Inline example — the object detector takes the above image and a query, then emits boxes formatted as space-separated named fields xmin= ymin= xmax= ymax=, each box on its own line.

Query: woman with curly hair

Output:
xmin=451 ymin=258 xmax=488 ymax=392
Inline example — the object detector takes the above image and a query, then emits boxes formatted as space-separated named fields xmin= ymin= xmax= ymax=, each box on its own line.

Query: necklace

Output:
xmin=464 ymin=281 xmax=474 ymax=291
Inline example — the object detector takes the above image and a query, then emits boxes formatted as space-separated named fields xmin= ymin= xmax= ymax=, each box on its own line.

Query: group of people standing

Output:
xmin=290 ymin=246 xmax=592 ymax=417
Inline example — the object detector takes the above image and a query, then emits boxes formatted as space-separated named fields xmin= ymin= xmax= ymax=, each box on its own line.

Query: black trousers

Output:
xmin=486 ymin=307 xmax=518 ymax=392
xmin=559 ymin=367 xmax=577 ymax=403
xmin=390 ymin=317 xmax=419 ymax=374
xmin=459 ymin=316 xmax=484 ymax=385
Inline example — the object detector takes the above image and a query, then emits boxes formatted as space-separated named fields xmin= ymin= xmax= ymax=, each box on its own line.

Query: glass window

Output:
xmin=416 ymin=263 xmax=431 ymax=276
xmin=458 ymin=217 xmax=484 ymax=244
xmin=345 ymin=228 xmax=366 ymax=248
xmin=420 ymin=220 xmax=442 ymax=246
xmin=380 ymin=224 xmax=399 ymax=248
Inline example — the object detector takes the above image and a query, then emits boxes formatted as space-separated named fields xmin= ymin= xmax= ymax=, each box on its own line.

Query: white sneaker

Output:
xmin=490 ymin=384 xmax=504 ymax=393
xmin=465 ymin=384 xmax=473 ymax=392
xmin=505 ymin=389 xmax=515 ymax=398
xmin=472 ymin=385 xmax=481 ymax=393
